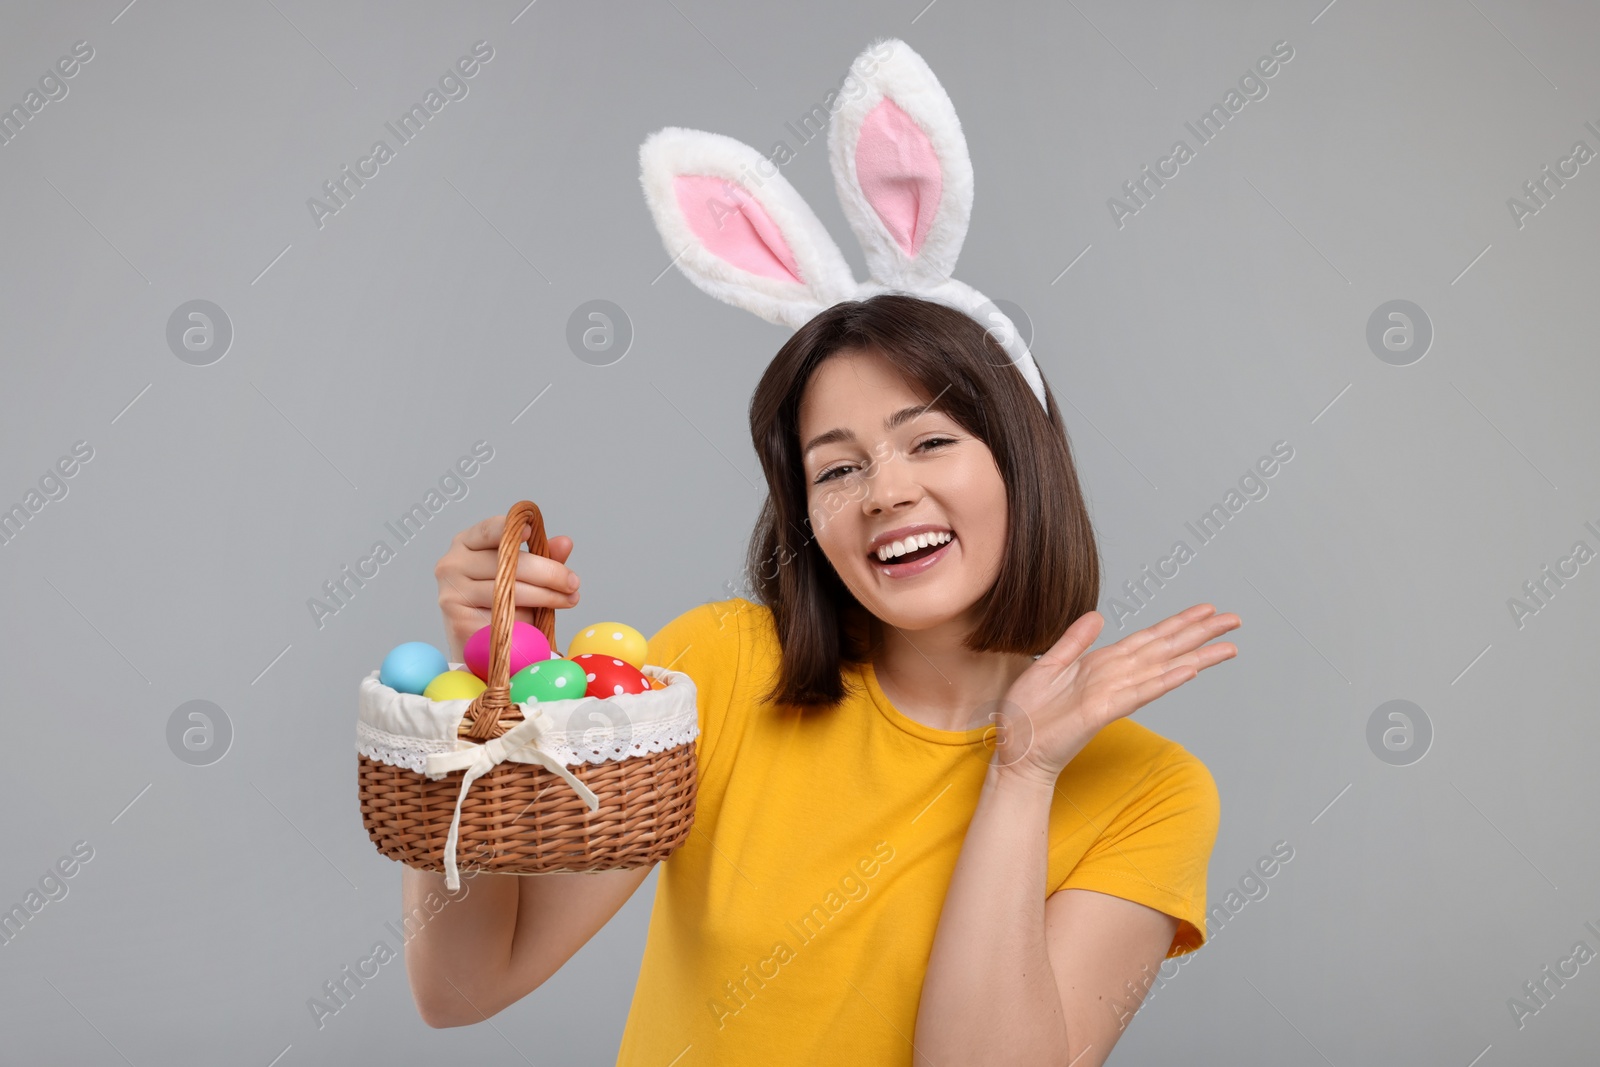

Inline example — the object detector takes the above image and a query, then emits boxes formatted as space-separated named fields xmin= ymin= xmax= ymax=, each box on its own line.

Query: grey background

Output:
xmin=1 ymin=0 xmax=1596 ymax=1063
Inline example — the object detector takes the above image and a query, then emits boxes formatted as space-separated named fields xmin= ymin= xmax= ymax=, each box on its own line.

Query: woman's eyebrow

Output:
xmin=802 ymin=404 xmax=940 ymax=456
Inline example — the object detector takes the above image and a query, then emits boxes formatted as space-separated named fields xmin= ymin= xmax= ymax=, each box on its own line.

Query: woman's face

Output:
xmin=797 ymin=348 xmax=1009 ymax=632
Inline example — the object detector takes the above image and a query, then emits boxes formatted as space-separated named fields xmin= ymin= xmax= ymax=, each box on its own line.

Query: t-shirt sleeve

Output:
xmin=647 ymin=598 xmax=747 ymax=784
xmin=1053 ymin=748 xmax=1221 ymax=958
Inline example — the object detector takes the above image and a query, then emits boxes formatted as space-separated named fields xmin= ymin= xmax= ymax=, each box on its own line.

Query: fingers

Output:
xmin=1165 ymin=640 xmax=1237 ymax=675
xmin=1117 ymin=603 xmax=1218 ymax=655
xmin=443 ymin=573 xmax=581 ymax=616
xmin=1029 ymin=602 xmax=1238 ymax=734
xmin=438 ymin=517 xmax=576 ymax=658
xmin=456 ymin=513 xmax=516 ymax=552
xmin=1124 ymin=638 xmax=1236 ymax=711
xmin=1115 ymin=642 xmax=1236 ymax=721
xmin=1133 ymin=610 xmax=1239 ymax=669
xmin=1127 ymin=663 xmax=1200 ymax=712
xmin=459 ymin=515 xmax=569 ymax=557
xmin=1036 ymin=610 xmax=1105 ymax=671
xmin=1095 ymin=616 xmax=1236 ymax=723
xmin=436 ymin=571 xmax=494 ymax=625
xmin=516 ymin=549 xmax=579 ymax=596
xmin=449 ymin=517 xmax=579 ymax=594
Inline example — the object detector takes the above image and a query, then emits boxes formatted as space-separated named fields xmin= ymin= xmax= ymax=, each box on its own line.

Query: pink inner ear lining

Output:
xmin=855 ymin=97 xmax=942 ymax=258
xmin=672 ymin=174 xmax=803 ymax=285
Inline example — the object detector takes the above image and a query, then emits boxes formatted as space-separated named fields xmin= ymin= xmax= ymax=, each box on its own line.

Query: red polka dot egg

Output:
xmin=570 ymin=653 xmax=651 ymax=698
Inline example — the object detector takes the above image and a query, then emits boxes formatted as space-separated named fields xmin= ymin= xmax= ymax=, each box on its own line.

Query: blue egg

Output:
xmin=380 ymin=641 xmax=450 ymax=695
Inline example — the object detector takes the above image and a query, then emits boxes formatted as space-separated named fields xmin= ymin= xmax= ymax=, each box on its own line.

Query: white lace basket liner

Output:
xmin=357 ymin=663 xmax=698 ymax=890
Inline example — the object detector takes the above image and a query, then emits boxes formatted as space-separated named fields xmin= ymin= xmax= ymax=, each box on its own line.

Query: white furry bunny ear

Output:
xmin=827 ymin=38 xmax=1049 ymax=411
xmin=638 ymin=127 xmax=859 ymax=330
xmin=637 ymin=42 xmax=1051 ymax=414
xmin=827 ymin=38 xmax=973 ymax=290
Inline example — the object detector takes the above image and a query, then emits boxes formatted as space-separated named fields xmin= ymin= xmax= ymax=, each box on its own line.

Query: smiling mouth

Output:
xmin=869 ymin=529 xmax=955 ymax=562
xmin=878 ymin=540 xmax=944 ymax=564
xmin=869 ymin=533 xmax=957 ymax=576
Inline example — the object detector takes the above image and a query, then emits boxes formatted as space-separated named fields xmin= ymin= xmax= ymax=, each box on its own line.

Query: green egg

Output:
xmin=510 ymin=657 xmax=589 ymax=704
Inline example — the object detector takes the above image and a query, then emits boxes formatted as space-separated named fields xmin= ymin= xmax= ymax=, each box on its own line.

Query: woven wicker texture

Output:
xmin=357 ymin=499 xmax=698 ymax=875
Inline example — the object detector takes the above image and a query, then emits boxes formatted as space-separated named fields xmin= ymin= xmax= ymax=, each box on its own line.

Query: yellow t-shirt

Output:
xmin=614 ymin=597 xmax=1219 ymax=1065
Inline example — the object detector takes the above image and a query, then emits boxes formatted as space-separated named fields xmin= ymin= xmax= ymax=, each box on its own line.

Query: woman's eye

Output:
xmin=815 ymin=465 xmax=853 ymax=484
xmin=814 ymin=438 xmax=955 ymax=484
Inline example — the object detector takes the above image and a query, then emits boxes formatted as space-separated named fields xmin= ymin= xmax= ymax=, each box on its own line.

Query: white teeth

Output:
xmin=875 ymin=530 xmax=952 ymax=561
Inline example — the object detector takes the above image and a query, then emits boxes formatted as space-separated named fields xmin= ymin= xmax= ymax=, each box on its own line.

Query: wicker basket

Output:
xmin=356 ymin=499 xmax=698 ymax=889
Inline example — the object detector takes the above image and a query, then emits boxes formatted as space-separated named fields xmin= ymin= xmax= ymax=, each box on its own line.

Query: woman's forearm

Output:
xmin=400 ymin=864 xmax=519 ymax=1025
xmin=915 ymin=760 xmax=1070 ymax=1065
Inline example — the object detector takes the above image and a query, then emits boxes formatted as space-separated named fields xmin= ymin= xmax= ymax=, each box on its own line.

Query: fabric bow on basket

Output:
xmin=423 ymin=700 xmax=603 ymax=891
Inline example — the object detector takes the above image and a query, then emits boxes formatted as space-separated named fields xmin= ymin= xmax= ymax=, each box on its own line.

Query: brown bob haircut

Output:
xmin=745 ymin=292 xmax=1101 ymax=709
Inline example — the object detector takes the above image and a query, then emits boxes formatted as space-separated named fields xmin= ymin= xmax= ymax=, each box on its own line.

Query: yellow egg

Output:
xmin=566 ymin=622 xmax=648 ymax=670
xmin=423 ymin=669 xmax=488 ymax=702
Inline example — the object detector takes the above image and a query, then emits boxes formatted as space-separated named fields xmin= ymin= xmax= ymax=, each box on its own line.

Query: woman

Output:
xmin=406 ymin=294 xmax=1238 ymax=1065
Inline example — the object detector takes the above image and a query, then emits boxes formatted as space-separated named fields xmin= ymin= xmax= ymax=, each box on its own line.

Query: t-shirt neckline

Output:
xmin=860 ymin=659 xmax=993 ymax=746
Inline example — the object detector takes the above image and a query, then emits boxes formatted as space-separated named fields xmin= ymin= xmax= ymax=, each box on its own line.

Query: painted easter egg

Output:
xmin=423 ymin=669 xmax=488 ymax=702
xmin=510 ymin=657 xmax=589 ymax=704
xmin=570 ymin=653 xmax=651 ymax=699
xmin=380 ymin=641 xmax=449 ymax=695
xmin=566 ymin=622 xmax=648 ymax=671
xmin=463 ymin=621 xmax=552 ymax=682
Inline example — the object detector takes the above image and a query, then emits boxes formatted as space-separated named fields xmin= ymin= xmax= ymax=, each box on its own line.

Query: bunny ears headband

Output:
xmin=637 ymin=37 xmax=1049 ymax=412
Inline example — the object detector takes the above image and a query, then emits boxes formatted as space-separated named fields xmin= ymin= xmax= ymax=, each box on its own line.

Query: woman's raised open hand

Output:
xmin=993 ymin=604 xmax=1240 ymax=786
xmin=434 ymin=514 xmax=581 ymax=663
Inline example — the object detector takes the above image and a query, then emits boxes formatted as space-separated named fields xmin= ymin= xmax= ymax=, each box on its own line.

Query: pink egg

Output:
xmin=464 ymin=621 xmax=552 ymax=682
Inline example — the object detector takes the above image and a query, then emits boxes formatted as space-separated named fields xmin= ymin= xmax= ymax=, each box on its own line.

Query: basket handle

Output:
xmin=461 ymin=500 xmax=555 ymax=742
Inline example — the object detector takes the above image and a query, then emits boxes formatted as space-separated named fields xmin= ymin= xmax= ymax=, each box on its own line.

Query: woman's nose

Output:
xmin=862 ymin=445 xmax=920 ymax=513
